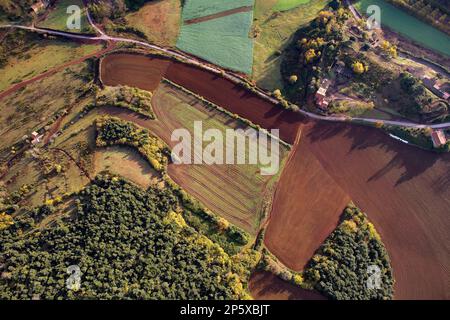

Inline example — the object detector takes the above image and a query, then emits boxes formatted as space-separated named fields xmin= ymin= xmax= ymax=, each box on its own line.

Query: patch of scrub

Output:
xmin=273 ymin=0 xmax=311 ymax=11
xmin=355 ymin=0 xmax=450 ymax=57
xmin=177 ymin=11 xmax=254 ymax=74
xmin=181 ymin=0 xmax=254 ymax=21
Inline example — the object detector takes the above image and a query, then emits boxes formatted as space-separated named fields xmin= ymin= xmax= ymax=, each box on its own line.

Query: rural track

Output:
xmin=1 ymin=5 xmax=450 ymax=131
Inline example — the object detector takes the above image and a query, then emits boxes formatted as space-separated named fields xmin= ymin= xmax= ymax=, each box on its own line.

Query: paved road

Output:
xmin=1 ymin=7 xmax=450 ymax=131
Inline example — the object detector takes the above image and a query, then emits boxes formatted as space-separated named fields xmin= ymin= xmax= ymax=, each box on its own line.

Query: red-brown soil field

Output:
xmin=100 ymin=53 xmax=171 ymax=92
xmin=165 ymin=61 xmax=303 ymax=144
xmin=249 ymin=271 xmax=326 ymax=300
xmin=302 ymin=122 xmax=450 ymax=300
xmin=99 ymin=52 xmax=450 ymax=299
xmin=264 ymin=127 xmax=351 ymax=271
xmin=101 ymin=53 xmax=302 ymax=144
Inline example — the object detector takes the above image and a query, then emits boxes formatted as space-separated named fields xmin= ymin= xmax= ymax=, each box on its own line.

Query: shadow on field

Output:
xmin=305 ymin=121 xmax=449 ymax=186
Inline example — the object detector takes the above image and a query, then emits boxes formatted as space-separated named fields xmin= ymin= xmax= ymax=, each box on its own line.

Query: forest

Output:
xmin=0 ymin=175 xmax=254 ymax=299
xmin=304 ymin=204 xmax=394 ymax=300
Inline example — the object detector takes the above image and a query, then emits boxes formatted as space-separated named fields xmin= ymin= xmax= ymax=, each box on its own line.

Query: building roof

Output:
xmin=431 ymin=130 xmax=446 ymax=148
xmin=316 ymin=87 xmax=327 ymax=97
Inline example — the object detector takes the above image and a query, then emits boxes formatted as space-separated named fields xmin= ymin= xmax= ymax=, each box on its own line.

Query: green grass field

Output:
xmin=0 ymin=40 xmax=101 ymax=91
xmin=252 ymin=0 xmax=328 ymax=90
xmin=273 ymin=0 xmax=311 ymax=11
xmin=38 ymin=0 xmax=90 ymax=33
xmin=181 ymin=0 xmax=254 ymax=20
xmin=177 ymin=11 xmax=254 ymax=74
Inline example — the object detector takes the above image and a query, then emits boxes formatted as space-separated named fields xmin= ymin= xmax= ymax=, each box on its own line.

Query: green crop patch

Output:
xmin=181 ymin=0 xmax=254 ymax=21
xmin=273 ymin=0 xmax=311 ymax=12
xmin=177 ymin=10 xmax=254 ymax=74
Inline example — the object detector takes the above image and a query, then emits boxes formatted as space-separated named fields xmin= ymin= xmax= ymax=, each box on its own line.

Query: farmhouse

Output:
xmin=422 ymin=76 xmax=450 ymax=101
xmin=31 ymin=131 xmax=43 ymax=145
xmin=315 ymin=79 xmax=331 ymax=110
xmin=30 ymin=0 xmax=49 ymax=14
xmin=431 ymin=130 xmax=447 ymax=148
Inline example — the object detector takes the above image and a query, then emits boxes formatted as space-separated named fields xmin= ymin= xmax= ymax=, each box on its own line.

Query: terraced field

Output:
xmin=98 ymin=81 xmax=289 ymax=234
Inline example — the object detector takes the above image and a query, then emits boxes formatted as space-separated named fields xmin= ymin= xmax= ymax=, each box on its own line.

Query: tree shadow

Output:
xmin=305 ymin=121 xmax=449 ymax=186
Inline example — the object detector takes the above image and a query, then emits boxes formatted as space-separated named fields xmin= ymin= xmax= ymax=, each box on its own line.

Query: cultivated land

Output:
xmin=177 ymin=0 xmax=255 ymax=74
xmin=38 ymin=0 xmax=90 ymax=33
xmin=125 ymin=0 xmax=181 ymax=47
xmin=252 ymin=0 xmax=329 ymax=90
xmin=181 ymin=0 xmax=254 ymax=20
xmin=100 ymin=53 xmax=303 ymax=144
xmin=99 ymin=52 xmax=449 ymax=299
xmin=100 ymin=53 xmax=172 ymax=91
xmin=249 ymin=271 xmax=326 ymax=300
xmin=97 ymin=81 xmax=289 ymax=235
xmin=303 ymin=121 xmax=450 ymax=299
xmin=265 ymin=128 xmax=351 ymax=271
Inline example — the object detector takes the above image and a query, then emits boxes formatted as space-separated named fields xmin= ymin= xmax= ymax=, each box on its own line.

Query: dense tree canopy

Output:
xmin=304 ymin=205 xmax=394 ymax=300
xmin=0 ymin=176 xmax=250 ymax=299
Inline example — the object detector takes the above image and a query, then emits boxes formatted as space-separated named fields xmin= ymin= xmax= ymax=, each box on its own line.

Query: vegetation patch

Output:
xmin=304 ymin=204 xmax=394 ymax=300
xmin=95 ymin=116 xmax=168 ymax=172
xmin=95 ymin=85 xmax=156 ymax=119
xmin=0 ymin=34 xmax=101 ymax=91
xmin=252 ymin=0 xmax=329 ymax=90
xmin=0 ymin=175 xmax=258 ymax=299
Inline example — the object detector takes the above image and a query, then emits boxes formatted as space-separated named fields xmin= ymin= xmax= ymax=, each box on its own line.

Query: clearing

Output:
xmin=125 ymin=0 xmax=181 ymax=47
xmin=93 ymin=146 xmax=159 ymax=188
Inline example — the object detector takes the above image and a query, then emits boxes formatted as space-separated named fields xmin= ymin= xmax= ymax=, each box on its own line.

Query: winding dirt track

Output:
xmin=99 ymin=53 xmax=449 ymax=299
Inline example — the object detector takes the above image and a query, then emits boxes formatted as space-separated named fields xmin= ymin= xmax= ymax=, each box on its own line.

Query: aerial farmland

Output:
xmin=0 ymin=0 xmax=449 ymax=309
